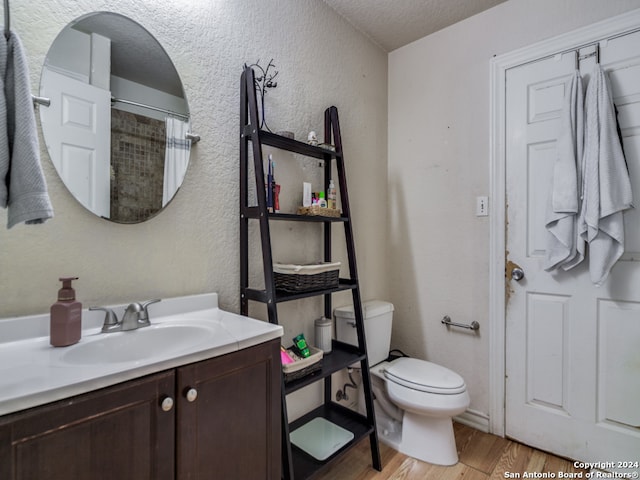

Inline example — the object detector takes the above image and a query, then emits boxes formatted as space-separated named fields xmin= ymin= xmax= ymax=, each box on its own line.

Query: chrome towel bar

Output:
xmin=441 ymin=315 xmax=479 ymax=331
xmin=30 ymin=95 xmax=200 ymax=144
xmin=185 ymin=133 xmax=201 ymax=144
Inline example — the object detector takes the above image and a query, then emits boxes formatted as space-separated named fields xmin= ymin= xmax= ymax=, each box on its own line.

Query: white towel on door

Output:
xmin=544 ymin=70 xmax=584 ymax=271
xmin=578 ymin=64 xmax=633 ymax=286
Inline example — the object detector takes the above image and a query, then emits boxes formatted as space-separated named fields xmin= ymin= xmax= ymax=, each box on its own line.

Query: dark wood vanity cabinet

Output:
xmin=0 ymin=339 xmax=281 ymax=480
xmin=0 ymin=371 xmax=176 ymax=480
xmin=176 ymin=339 xmax=281 ymax=479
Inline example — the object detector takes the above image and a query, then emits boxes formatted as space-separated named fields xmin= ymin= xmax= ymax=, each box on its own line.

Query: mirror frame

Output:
xmin=39 ymin=11 xmax=192 ymax=224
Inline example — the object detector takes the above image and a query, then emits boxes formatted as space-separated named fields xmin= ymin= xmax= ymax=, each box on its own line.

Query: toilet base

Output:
xmin=373 ymin=397 xmax=460 ymax=466
xmin=400 ymin=412 xmax=459 ymax=466
xmin=364 ymin=361 xmax=466 ymax=466
xmin=377 ymin=422 xmax=402 ymax=452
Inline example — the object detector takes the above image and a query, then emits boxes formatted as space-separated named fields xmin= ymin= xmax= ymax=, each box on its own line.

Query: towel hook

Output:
xmin=3 ymin=0 xmax=10 ymax=39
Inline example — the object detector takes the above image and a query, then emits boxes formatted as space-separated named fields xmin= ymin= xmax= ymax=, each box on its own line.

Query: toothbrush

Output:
xmin=271 ymin=158 xmax=278 ymax=212
xmin=267 ymin=154 xmax=273 ymax=212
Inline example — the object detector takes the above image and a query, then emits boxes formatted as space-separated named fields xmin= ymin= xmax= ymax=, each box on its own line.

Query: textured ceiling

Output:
xmin=323 ymin=0 xmax=507 ymax=52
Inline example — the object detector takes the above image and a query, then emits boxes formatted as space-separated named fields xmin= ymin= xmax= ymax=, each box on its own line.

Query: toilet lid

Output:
xmin=383 ymin=358 xmax=466 ymax=394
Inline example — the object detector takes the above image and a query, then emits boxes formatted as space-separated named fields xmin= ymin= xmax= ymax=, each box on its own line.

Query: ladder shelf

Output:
xmin=242 ymin=126 xmax=342 ymax=159
xmin=241 ymin=210 xmax=349 ymax=222
xmin=239 ymin=66 xmax=381 ymax=480
xmin=288 ymin=403 xmax=375 ymax=480
xmin=283 ymin=340 xmax=364 ymax=394
xmin=242 ymin=279 xmax=357 ymax=304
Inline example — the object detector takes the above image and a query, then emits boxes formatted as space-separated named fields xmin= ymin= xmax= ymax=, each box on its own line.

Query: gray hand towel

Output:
xmin=2 ymin=31 xmax=53 ymax=228
xmin=0 ymin=34 xmax=8 ymax=207
xmin=578 ymin=64 xmax=633 ymax=286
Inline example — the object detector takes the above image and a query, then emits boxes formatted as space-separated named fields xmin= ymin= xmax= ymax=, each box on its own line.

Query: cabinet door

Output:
xmin=176 ymin=339 xmax=281 ymax=480
xmin=0 ymin=371 xmax=175 ymax=480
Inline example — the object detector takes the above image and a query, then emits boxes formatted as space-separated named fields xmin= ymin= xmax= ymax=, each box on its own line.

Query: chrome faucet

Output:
xmin=121 ymin=302 xmax=144 ymax=331
xmin=89 ymin=306 xmax=120 ymax=333
xmin=90 ymin=299 xmax=161 ymax=333
xmin=139 ymin=299 xmax=161 ymax=324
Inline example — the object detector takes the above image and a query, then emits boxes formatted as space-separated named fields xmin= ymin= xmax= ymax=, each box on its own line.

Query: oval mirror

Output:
xmin=39 ymin=12 xmax=192 ymax=224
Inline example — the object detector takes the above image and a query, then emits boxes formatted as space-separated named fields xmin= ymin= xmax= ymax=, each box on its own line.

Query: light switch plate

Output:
xmin=476 ymin=196 xmax=489 ymax=216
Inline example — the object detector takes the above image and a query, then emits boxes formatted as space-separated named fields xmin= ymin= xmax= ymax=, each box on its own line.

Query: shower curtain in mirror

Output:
xmin=163 ymin=116 xmax=191 ymax=206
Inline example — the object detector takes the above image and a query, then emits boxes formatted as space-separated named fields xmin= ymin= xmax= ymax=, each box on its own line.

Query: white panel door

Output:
xmin=40 ymin=67 xmax=111 ymax=218
xmin=505 ymin=31 xmax=640 ymax=473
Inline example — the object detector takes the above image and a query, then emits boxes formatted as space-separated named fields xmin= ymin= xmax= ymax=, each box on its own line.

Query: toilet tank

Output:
xmin=334 ymin=300 xmax=394 ymax=366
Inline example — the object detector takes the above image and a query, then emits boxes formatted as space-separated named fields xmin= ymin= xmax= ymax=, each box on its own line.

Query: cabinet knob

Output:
xmin=160 ymin=396 xmax=174 ymax=412
xmin=185 ymin=387 xmax=198 ymax=403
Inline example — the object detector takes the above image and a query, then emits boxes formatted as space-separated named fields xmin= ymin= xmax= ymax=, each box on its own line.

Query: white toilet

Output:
xmin=335 ymin=300 xmax=470 ymax=466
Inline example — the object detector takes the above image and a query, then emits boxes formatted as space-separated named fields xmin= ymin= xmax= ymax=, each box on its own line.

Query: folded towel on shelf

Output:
xmin=544 ymin=70 xmax=585 ymax=271
xmin=2 ymin=31 xmax=53 ymax=228
xmin=578 ymin=63 xmax=633 ymax=286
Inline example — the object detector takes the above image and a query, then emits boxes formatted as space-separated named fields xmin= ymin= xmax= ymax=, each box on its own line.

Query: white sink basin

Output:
xmin=0 ymin=293 xmax=283 ymax=416
xmin=60 ymin=322 xmax=221 ymax=365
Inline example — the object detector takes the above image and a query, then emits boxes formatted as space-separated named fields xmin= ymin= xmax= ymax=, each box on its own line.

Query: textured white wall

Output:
xmin=0 ymin=0 xmax=387 ymax=321
xmin=388 ymin=0 xmax=640 ymax=420
xmin=10 ymin=0 xmax=638 ymax=432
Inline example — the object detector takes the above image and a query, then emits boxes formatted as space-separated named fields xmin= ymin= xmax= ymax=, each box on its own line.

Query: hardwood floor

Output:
xmin=314 ymin=422 xmax=588 ymax=479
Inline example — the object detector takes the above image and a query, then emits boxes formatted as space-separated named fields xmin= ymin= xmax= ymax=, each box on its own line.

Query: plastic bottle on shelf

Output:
xmin=327 ymin=179 xmax=337 ymax=209
xmin=318 ymin=191 xmax=327 ymax=208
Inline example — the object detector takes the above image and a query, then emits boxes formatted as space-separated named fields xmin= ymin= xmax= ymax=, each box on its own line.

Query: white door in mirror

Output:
xmin=40 ymin=67 xmax=111 ymax=218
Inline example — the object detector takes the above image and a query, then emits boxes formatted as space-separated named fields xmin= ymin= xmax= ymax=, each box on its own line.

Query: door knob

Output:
xmin=506 ymin=260 xmax=525 ymax=281
xmin=511 ymin=267 xmax=525 ymax=281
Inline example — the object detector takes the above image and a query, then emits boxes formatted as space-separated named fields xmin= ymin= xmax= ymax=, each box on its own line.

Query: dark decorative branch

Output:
xmin=244 ymin=59 xmax=278 ymax=132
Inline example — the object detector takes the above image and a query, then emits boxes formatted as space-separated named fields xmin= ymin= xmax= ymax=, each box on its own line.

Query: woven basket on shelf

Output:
xmin=273 ymin=262 xmax=340 ymax=292
xmin=283 ymin=347 xmax=324 ymax=382
xmin=274 ymin=270 xmax=338 ymax=292
xmin=297 ymin=206 xmax=342 ymax=218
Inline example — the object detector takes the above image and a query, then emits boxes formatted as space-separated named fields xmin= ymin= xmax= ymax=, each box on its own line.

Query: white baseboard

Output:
xmin=455 ymin=409 xmax=490 ymax=433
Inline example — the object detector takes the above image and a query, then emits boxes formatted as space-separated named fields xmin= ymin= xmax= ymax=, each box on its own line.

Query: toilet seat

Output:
xmin=384 ymin=358 xmax=466 ymax=395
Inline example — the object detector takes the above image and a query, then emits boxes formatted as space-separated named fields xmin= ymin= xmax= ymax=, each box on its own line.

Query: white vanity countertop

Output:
xmin=0 ymin=293 xmax=283 ymax=416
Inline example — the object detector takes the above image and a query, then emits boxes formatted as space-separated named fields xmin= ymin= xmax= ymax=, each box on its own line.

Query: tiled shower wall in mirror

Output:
xmin=110 ymin=109 xmax=166 ymax=223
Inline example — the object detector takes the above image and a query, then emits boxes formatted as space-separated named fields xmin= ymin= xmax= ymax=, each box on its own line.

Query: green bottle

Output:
xmin=293 ymin=334 xmax=311 ymax=358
